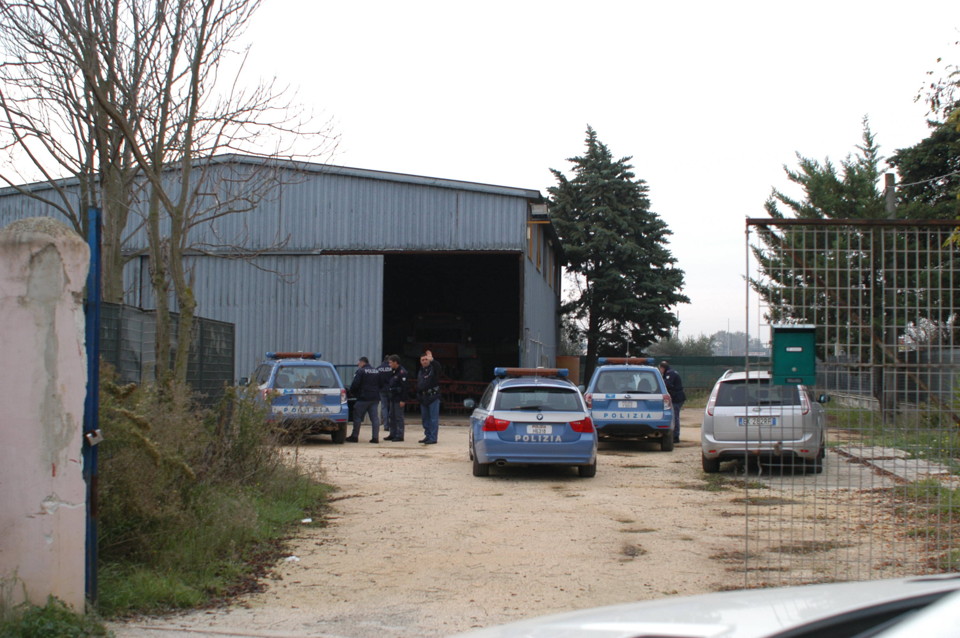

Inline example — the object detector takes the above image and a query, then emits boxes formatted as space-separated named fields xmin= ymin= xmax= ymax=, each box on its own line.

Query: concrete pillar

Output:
xmin=0 ymin=217 xmax=89 ymax=611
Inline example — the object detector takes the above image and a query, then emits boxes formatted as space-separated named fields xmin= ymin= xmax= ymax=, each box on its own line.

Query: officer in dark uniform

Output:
xmin=347 ymin=356 xmax=382 ymax=443
xmin=376 ymin=356 xmax=393 ymax=438
xmin=659 ymin=360 xmax=686 ymax=443
xmin=384 ymin=354 xmax=409 ymax=441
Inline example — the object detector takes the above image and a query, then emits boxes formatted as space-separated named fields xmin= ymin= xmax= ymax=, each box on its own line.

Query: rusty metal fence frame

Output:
xmin=740 ymin=219 xmax=960 ymax=587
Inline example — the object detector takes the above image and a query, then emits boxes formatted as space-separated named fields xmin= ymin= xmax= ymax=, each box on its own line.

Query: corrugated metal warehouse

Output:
xmin=0 ymin=155 xmax=562 ymax=384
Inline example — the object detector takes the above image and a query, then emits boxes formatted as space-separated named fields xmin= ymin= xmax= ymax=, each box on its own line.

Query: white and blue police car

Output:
xmin=582 ymin=357 xmax=675 ymax=451
xmin=464 ymin=367 xmax=597 ymax=477
xmin=246 ymin=352 xmax=350 ymax=443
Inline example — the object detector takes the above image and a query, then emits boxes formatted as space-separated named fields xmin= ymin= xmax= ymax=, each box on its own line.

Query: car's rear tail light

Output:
xmin=800 ymin=391 xmax=810 ymax=415
xmin=706 ymin=386 xmax=720 ymax=416
xmin=663 ymin=394 xmax=672 ymax=410
xmin=260 ymin=388 xmax=271 ymax=401
xmin=570 ymin=417 xmax=594 ymax=433
xmin=339 ymin=388 xmax=347 ymax=404
xmin=482 ymin=415 xmax=511 ymax=431
xmin=584 ymin=392 xmax=593 ymax=408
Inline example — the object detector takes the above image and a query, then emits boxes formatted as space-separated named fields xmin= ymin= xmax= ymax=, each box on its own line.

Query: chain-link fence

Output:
xmin=739 ymin=219 xmax=960 ymax=587
xmin=101 ymin=302 xmax=235 ymax=404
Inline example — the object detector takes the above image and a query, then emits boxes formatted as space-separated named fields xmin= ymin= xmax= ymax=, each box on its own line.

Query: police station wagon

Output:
xmin=247 ymin=352 xmax=350 ymax=443
xmin=582 ymin=357 xmax=675 ymax=451
xmin=464 ymin=367 xmax=597 ymax=477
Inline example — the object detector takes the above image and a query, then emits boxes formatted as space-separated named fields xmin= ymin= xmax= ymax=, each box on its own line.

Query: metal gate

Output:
xmin=741 ymin=219 xmax=960 ymax=587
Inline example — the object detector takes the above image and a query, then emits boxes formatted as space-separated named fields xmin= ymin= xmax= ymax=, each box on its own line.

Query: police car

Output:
xmin=465 ymin=367 xmax=597 ymax=478
xmin=582 ymin=357 xmax=675 ymax=451
xmin=246 ymin=352 xmax=349 ymax=443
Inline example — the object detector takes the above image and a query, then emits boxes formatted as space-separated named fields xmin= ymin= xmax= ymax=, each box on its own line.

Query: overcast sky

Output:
xmin=243 ymin=0 xmax=959 ymax=342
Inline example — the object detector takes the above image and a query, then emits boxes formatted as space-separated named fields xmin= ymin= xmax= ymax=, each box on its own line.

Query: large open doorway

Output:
xmin=382 ymin=253 xmax=521 ymax=382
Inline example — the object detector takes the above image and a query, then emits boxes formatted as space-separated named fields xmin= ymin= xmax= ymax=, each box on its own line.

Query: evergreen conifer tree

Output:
xmin=548 ymin=126 xmax=687 ymax=379
xmin=752 ymin=121 xmax=958 ymax=408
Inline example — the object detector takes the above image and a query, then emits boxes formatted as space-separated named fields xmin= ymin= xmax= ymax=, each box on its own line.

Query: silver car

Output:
xmin=701 ymin=370 xmax=827 ymax=473
xmin=451 ymin=573 xmax=960 ymax=638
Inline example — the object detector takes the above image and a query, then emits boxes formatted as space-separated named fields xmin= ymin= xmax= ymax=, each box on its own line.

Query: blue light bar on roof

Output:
xmin=494 ymin=367 xmax=569 ymax=378
xmin=598 ymin=357 xmax=654 ymax=365
xmin=267 ymin=352 xmax=322 ymax=360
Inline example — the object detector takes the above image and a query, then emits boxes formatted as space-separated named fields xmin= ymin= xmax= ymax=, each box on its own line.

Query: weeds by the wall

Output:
xmin=95 ymin=369 xmax=330 ymax=617
xmin=0 ymin=596 xmax=109 ymax=638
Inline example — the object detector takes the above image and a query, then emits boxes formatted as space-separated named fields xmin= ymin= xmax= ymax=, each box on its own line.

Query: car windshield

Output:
xmin=495 ymin=387 xmax=582 ymax=411
xmin=715 ymin=380 xmax=800 ymax=406
xmin=254 ymin=364 xmax=273 ymax=385
xmin=274 ymin=365 xmax=338 ymax=389
xmin=594 ymin=370 xmax=660 ymax=394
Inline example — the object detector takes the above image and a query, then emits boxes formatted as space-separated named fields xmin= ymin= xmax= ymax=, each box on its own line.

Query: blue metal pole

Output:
xmin=83 ymin=207 xmax=102 ymax=605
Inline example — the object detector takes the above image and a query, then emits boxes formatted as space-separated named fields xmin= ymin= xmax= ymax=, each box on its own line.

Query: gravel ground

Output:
xmin=106 ymin=410 xmax=873 ymax=638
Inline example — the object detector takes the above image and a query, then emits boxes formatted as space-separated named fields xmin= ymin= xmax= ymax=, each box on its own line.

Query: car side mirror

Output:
xmin=464 ymin=398 xmax=476 ymax=409
xmin=818 ymin=394 xmax=830 ymax=404
xmin=239 ymin=377 xmax=249 ymax=385
xmin=577 ymin=385 xmax=586 ymax=392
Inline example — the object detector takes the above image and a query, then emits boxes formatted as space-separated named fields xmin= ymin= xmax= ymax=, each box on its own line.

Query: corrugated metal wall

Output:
xmin=0 ymin=189 xmax=80 ymax=228
xmin=103 ymin=161 xmax=532 ymax=253
xmin=129 ymin=254 xmax=383 ymax=378
xmin=522 ymin=255 xmax=559 ymax=367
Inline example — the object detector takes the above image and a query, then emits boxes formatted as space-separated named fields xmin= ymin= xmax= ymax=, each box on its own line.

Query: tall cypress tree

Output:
xmin=548 ymin=126 xmax=687 ymax=378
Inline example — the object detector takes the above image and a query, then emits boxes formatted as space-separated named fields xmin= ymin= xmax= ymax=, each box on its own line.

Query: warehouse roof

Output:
xmin=0 ymin=153 xmax=545 ymax=202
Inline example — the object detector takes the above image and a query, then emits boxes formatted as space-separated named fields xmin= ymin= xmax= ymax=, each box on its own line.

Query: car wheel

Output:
xmin=805 ymin=455 xmax=824 ymax=474
xmin=578 ymin=461 xmax=597 ymax=478
xmin=332 ymin=422 xmax=347 ymax=444
xmin=472 ymin=448 xmax=490 ymax=477
xmin=661 ymin=435 xmax=674 ymax=452
xmin=702 ymin=453 xmax=721 ymax=473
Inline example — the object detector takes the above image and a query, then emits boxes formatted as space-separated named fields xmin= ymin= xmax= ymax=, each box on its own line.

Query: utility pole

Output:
xmin=882 ymin=173 xmax=898 ymax=423
xmin=885 ymin=173 xmax=897 ymax=216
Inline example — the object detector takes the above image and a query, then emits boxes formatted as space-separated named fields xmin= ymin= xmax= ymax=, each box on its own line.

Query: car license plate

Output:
xmin=619 ymin=400 xmax=637 ymax=408
xmin=738 ymin=416 xmax=777 ymax=426
xmin=527 ymin=425 xmax=553 ymax=435
xmin=296 ymin=395 xmax=320 ymax=405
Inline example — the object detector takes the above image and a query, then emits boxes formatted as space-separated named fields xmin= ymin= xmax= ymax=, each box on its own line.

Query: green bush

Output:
xmin=95 ymin=371 xmax=330 ymax=617
xmin=0 ymin=597 xmax=109 ymax=638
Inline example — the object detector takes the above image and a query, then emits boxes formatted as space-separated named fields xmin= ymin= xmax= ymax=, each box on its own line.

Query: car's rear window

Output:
xmin=715 ymin=380 xmax=801 ymax=406
xmin=496 ymin=387 xmax=583 ymax=412
xmin=594 ymin=370 xmax=661 ymax=394
xmin=274 ymin=365 xmax=338 ymax=389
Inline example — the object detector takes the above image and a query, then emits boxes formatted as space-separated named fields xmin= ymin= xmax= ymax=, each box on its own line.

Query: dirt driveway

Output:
xmin=108 ymin=411 xmax=867 ymax=638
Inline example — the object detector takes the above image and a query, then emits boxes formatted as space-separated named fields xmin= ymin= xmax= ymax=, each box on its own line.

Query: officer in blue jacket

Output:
xmin=659 ymin=360 xmax=686 ymax=443
xmin=376 ymin=356 xmax=393 ymax=438
xmin=347 ymin=356 xmax=382 ymax=443
xmin=384 ymin=354 xmax=409 ymax=441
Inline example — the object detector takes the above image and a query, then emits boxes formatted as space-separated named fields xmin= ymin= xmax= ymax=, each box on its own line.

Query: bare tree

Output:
xmin=0 ymin=0 xmax=143 ymax=302
xmin=0 ymin=0 xmax=337 ymax=385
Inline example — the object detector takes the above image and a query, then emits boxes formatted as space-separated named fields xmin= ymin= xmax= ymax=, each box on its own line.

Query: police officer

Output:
xmin=376 ymin=355 xmax=392 ymax=438
xmin=347 ymin=356 xmax=382 ymax=443
xmin=659 ymin=360 xmax=686 ymax=443
xmin=417 ymin=351 xmax=442 ymax=444
xmin=384 ymin=354 xmax=409 ymax=441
